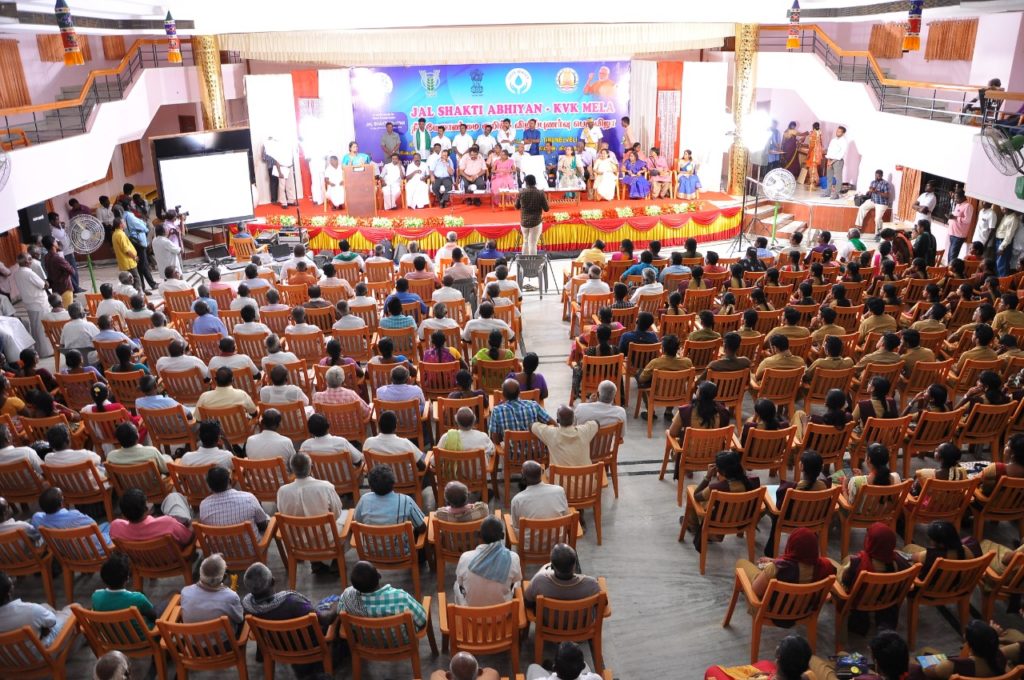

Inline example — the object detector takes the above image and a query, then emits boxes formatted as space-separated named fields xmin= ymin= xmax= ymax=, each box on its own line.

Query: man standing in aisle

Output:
xmin=380 ymin=121 xmax=401 ymax=160
xmin=855 ymin=169 xmax=892 ymax=234
xmin=13 ymin=252 xmax=51 ymax=357
xmin=411 ymin=118 xmax=432 ymax=159
xmin=117 ymin=206 xmax=157 ymax=293
xmin=822 ymin=125 xmax=849 ymax=200
xmin=42 ymin=235 xmax=75 ymax=307
xmin=516 ymin=175 xmax=549 ymax=257
xmin=522 ymin=118 xmax=541 ymax=155
xmin=947 ymin=189 xmax=974 ymax=263
xmin=911 ymin=179 xmax=937 ymax=227
xmin=111 ymin=218 xmax=142 ymax=294
xmin=48 ymin=212 xmax=83 ymax=294
xmin=476 ymin=124 xmax=496 ymax=157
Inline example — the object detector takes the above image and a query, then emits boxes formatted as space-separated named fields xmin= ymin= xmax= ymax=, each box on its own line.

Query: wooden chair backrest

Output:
xmin=187 ymin=333 xmax=222 ymax=364
xmin=913 ymin=477 xmax=981 ymax=524
xmin=704 ymin=487 xmax=767 ymax=532
xmin=363 ymin=450 xmax=422 ymax=500
xmin=349 ymin=303 xmax=380 ymax=330
xmin=681 ymin=339 xmax=720 ymax=374
xmin=138 ymin=405 xmax=196 ymax=450
xmin=502 ymin=429 xmax=550 ymax=470
xmin=787 ymin=335 xmax=814 ymax=361
xmin=649 ymin=368 xmax=695 ymax=406
xmin=209 ymin=286 xmax=235 ymax=311
xmin=41 ymin=459 xmax=106 ymax=503
xmin=431 ymin=514 xmax=485 ymax=567
xmin=111 ymin=534 xmax=190 ymax=581
xmin=366 ymin=260 xmax=395 ymax=283
xmin=855 ymin=361 xmax=906 ymax=400
xmin=706 ymin=368 xmax=750 ymax=407
xmin=278 ymin=283 xmax=309 ymax=307
xmin=305 ymin=448 xmax=361 ymax=499
xmin=419 ymin=361 xmax=460 ymax=400
xmin=741 ymin=425 xmax=798 ymax=470
xmin=844 ymin=564 xmax=922 ymax=614
xmin=446 ymin=599 xmax=520 ymax=655
xmin=980 ymin=476 xmax=1024 ymax=521
xmin=318 ymin=401 xmax=368 ymax=445
xmin=800 ymin=421 xmax=855 ymax=467
xmin=193 ymin=521 xmax=263 ymax=571
xmin=712 ymin=312 xmax=743 ymax=334
xmin=105 ymin=369 xmax=145 ymax=411
xmin=82 ymin=408 xmax=131 ymax=452
xmin=905 ymin=359 xmax=954 ymax=395
xmin=678 ymin=426 xmax=734 ymax=473
xmin=436 ymin=396 xmax=486 ymax=434
xmin=71 ymin=602 xmax=160 ymax=657
xmin=810 ymin=284 xmax=832 ymax=304
xmin=432 ymin=447 xmax=490 ymax=503
xmin=790 ymin=304 xmax=819 ymax=328
xmin=474 ymin=357 xmax=520 ymax=393
xmin=806 ymin=367 xmax=855 ymax=404
xmin=374 ymin=398 xmax=424 ymax=442
xmin=378 ymin=326 xmax=419 ymax=363
xmin=848 ymin=480 xmax=913 ymax=523
xmin=159 ymin=367 xmax=209 ymax=404
xmin=139 ymin=337 xmax=173 ymax=373
xmin=957 ymin=359 xmax=1005 ymax=392
xmin=320 ymin=286 xmax=349 ymax=305
xmin=589 ymin=421 xmax=623 ymax=464
xmin=549 ymin=463 xmax=603 ymax=507
xmin=262 ymin=309 xmax=293 ymax=337
xmin=340 ymin=609 xmax=420 ymax=665
xmin=0 ymin=459 xmax=46 ymax=504
xmin=351 ymin=520 xmax=418 ymax=564
xmin=831 ymin=307 xmax=861 ymax=333
xmin=683 ymin=287 xmax=717 ymax=313
xmin=756 ymin=367 xmax=805 ymax=403
xmin=918 ymin=552 xmax=995 ymax=601
xmin=658 ymin=312 xmax=693 ymax=338
xmin=961 ymin=401 xmax=1019 ymax=439
xmin=246 ymin=612 xmax=332 ymax=667
xmin=260 ymin=400 xmax=308 ymax=440
xmin=637 ymin=292 xmax=665 ymax=318
xmin=167 ymin=461 xmax=216 ymax=508
xmin=6 ymin=375 xmax=45 ymax=403
xmin=777 ymin=487 xmax=841 ymax=531
xmin=106 ymin=460 xmax=166 ymax=503
xmin=758 ymin=576 xmax=836 ymax=625
xmin=275 ymin=514 xmax=343 ymax=561
xmin=516 ymin=512 xmax=580 ymax=565
xmin=38 ymin=524 xmax=110 ymax=568
xmin=331 ymin=327 xmax=373 ymax=363
xmin=858 ymin=416 xmax=913 ymax=463
xmin=54 ymin=371 xmax=94 ymax=411
xmin=163 ymin=289 xmax=198 ymax=314
xmin=156 ymin=616 xmax=246 ymax=672
xmin=287 ymin=331 xmax=326 ymax=366
xmin=736 ymin=334 xmax=764 ymax=363
xmin=235 ymin=457 xmax=292 ymax=503
xmin=949 ymin=299 xmax=984 ymax=328
xmin=305 ymin=305 xmax=336 ymax=333
xmin=93 ymin=339 xmax=127 ymax=371
xmin=753 ymin=309 xmax=784 ymax=335
xmin=905 ymin=277 xmax=940 ymax=304
xmin=20 ymin=414 xmax=68 ymax=445
xmin=909 ymin=408 xmax=967 ymax=448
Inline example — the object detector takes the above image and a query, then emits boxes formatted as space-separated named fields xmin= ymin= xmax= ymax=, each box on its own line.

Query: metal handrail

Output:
xmin=0 ymin=38 xmax=195 ymax=146
xmin=759 ymin=25 xmax=985 ymax=125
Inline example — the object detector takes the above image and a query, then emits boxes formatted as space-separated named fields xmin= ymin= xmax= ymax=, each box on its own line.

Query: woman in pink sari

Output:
xmin=490 ymin=148 xmax=517 ymax=206
xmin=647 ymin=147 xmax=672 ymax=198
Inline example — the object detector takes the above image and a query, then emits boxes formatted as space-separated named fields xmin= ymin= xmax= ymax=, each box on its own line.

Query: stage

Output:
xmin=249 ymin=192 xmax=742 ymax=254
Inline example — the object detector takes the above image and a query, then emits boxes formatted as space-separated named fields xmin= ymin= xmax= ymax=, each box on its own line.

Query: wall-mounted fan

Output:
xmin=980 ymin=126 xmax=1024 ymax=177
xmin=68 ymin=213 xmax=105 ymax=292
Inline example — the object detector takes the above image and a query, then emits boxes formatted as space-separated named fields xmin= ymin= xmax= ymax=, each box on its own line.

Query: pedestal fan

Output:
xmin=762 ymin=168 xmax=798 ymax=246
xmin=67 ymin=213 xmax=105 ymax=292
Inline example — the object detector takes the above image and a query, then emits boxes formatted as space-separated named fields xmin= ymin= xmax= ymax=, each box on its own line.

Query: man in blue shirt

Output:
xmin=522 ymin=118 xmax=541 ymax=155
xmin=621 ymin=250 xmax=657 ymax=281
xmin=429 ymin=149 xmax=454 ymax=208
xmin=658 ymin=252 xmax=692 ymax=283
xmin=540 ymin=141 xmax=559 ymax=184
xmin=383 ymin=278 xmax=428 ymax=316
xmin=191 ymin=285 xmax=219 ymax=317
xmin=477 ymin=240 xmax=503 ymax=261
xmin=135 ymin=375 xmax=193 ymax=419
xmin=95 ymin=315 xmax=140 ymax=352
xmin=32 ymin=487 xmax=111 ymax=545
xmin=353 ymin=465 xmax=426 ymax=545
xmin=115 ymin=205 xmax=158 ymax=291
xmin=755 ymin=237 xmax=773 ymax=260
xmin=618 ymin=312 xmax=659 ymax=354
xmin=854 ymin=169 xmax=893 ymax=233
xmin=765 ymin=120 xmax=782 ymax=171
xmin=192 ymin=300 xmax=228 ymax=337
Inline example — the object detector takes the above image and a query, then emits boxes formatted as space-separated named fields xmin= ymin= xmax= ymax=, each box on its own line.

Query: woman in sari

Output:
xmin=677 ymin=149 xmax=702 ymax=199
xmin=593 ymin=148 xmax=618 ymax=201
xmin=647 ymin=147 xmax=672 ymax=198
xmin=798 ymin=122 xmax=823 ymax=186
xmin=620 ymin=150 xmax=650 ymax=199
xmin=490 ymin=149 xmax=517 ymax=206
xmin=556 ymin=146 xmax=584 ymax=191
xmin=341 ymin=141 xmax=370 ymax=166
xmin=781 ymin=122 xmax=803 ymax=175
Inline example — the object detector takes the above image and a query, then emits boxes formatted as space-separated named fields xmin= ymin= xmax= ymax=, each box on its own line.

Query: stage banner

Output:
xmin=349 ymin=61 xmax=630 ymax=163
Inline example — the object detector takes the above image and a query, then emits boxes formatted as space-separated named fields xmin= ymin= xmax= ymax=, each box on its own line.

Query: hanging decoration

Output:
xmin=53 ymin=0 xmax=84 ymax=66
xmin=165 ymin=11 xmax=182 ymax=63
xmin=786 ymin=0 xmax=801 ymax=49
xmin=903 ymin=0 xmax=923 ymax=52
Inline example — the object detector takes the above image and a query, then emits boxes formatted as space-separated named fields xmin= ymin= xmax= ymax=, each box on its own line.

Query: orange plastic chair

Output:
xmin=549 ymin=463 xmax=605 ymax=544
xmin=971 ymin=476 xmax=1024 ymax=541
xmin=764 ymin=486 xmax=841 ymax=557
xmin=0 ymin=528 xmax=56 ymax=606
xmin=902 ymin=477 xmax=979 ymax=542
xmin=684 ymin=486 xmax=766 ymax=575
xmin=831 ymin=564 xmax=922 ymax=652
xmin=837 ymin=480 xmax=913 ymax=556
xmin=111 ymin=534 xmax=196 ymax=593
xmin=504 ymin=511 xmax=580 ymax=574
xmin=723 ymin=567 xmax=835 ymax=663
xmin=438 ymin=596 xmax=525 ymax=673
xmin=275 ymin=512 xmax=351 ymax=589
xmin=427 ymin=513 xmax=488 ymax=594
xmin=634 ymin=368 xmax=695 ymax=438
xmin=38 ymin=524 xmax=111 ymax=604
xmin=41 ymin=459 xmax=113 ymax=521
xmin=156 ymin=614 xmax=251 ymax=680
xmin=339 ymin=599 xmax=438 ymax=680
xmin=350 ymin=520 xmax=426 ymax=599
xmin=663 ymin=425 xmax=734 ymax=507
xmin=906 ymin=552 xmax=995 ymax=648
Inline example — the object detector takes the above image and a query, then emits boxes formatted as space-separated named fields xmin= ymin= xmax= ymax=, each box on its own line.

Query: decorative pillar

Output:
xmin=193 ymin=35 xmax=227 ymax=130
xmin=727 ymin=23 xmax=759 ymax=196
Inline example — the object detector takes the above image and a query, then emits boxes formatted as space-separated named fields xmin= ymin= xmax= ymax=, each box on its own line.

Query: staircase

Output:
xmin=182 ymin=225 xmax=227 ymax=259
xmin=17 ymin=82 xmax=128 ymax=145
xmin=744 ymin=203 xmax=806 ymax=238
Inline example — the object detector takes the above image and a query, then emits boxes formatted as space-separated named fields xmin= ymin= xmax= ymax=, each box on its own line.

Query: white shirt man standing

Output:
xmin=822 ymin=125 xmax=850 ymax=200
xmin=912 ymin=180 xmax=938 ymax=226
xmin=431 ymin=126 xmax=452 ymax=153
xmin=496 ymin=118 xmax=516 ymax=153
xmin=451 ymin=124 xmax=474 ymax=161
xmin=13 ymin=253 xmax=51 ymax=356
xmin=476 ymin=124 xmax=497 ymax=157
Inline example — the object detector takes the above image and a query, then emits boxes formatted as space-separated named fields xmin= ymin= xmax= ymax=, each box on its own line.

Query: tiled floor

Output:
xmin=24 ymin=243 xmax=1020 ymax=679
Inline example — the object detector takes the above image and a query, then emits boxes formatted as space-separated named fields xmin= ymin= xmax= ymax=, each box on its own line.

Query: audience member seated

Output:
xmin=312 ymin=366 xmax=371 ymax=420
xmin=196 ymin=367 xmax=257 ymax=416
xmin=32 ymin=486 xmax=111 ymax=544
xmin=180 ymin=553 xmax=243 ymax=627
xmin=277 ymin=452 xmax=349 ymax=543
xmin=851 ymin=377 xmax=899 ymax=427
xmin=765 ymin=450 xmax=831 ymax=558
xmin=706 ymin=634 xmax=812 ymax=680
xmin=433 ymin=275 xmax=465 ymax=303
xmin=836 ymin=523 xmax=911 ymax=636
xmin=143 ymin=312 xmax=183 ymax=343
xmin=260 ymin=364 xmax=313 ymax=417
xmin=244 ymin=409 xmax=295 ymax=467
xmin=435 ymin=480 xmax=489 ymax=523
xmin=463 ymin=302 xmax=515 ymax=342
xmin=209 ymin=337 xmax=261 ymax=379
xmin=740 ymin=399 xmax=790 ymax=447
xmin=44 ymin=423 xmax=106 ymax=481
xmin=489 ymin=379 xmax=554 ymax=445
xmin=905 ymin=520 xmax=982 ymax=578
xmin=60 ymin=303 xmax=100 ymax=362
xmin=363 ymin=410 xmax=426 ymax=465
xmin=261 ymin=289 xmax=290 ymax=313
xmin=109 ymin=487 xmax=193 ymax=546
xmin=157 ymin=340 xmax=211 ymax=380
xmin=668 ymin=381 xmax=731 ymax=454
xmin=384 ymin=280 xmax=428 ymax=319
xmin=338 ymin=560 xmax=427 ymax=628
xmin=261 ymin=334 xmax=300 ymax=372
xmin=511 ymin=460 xmax=569 ymax=533
xmin=637 ymin=334 xmax=692 ymax=420
xmin=431 ymin=651 xmax=501 ymax=680
xmin=199 ymin=465 xmax=269 ymax=533
xmin=576 ymin=266 xmax=610 ymax=301
xmin=180 ymin=420 xmax=236 ymax=470
xmin=0 ymin=423 xmax=43 ymax=473
xmin=532 ymin=405 xmax=599 ymax=467
xmin=846 ymin=443 xmax=900 ymax=503
xmin=523 ymin=544 xmax=600 ymax=609
xmin=473 ymin=329 xmax=515 ymax=368
xmin=752 ymin=335 xmax=805 ymax=391
xmin=377 ymin=365 xmax=426 ymax=409
xmin=107 ymin=422 xmax=171 ymax=474
xmin=454 ymin=515 xmax=521 ymax=606
xmin=0 ymin=571 xmax=71 ymax=646
xmin=420 ymin=302 xmax=460 ymax=342
xmin=682 ymin=450 xmax=758 ymax=544
xmin=369 ymin=337 xmax=416 ymax=376
xmin=449 ymin=369 xmax=486 ymax=401
xmin=354 ymin=464 xmax=426 ymax=537
xmin=573 ymin=380 xmax=626 ymax=430
xmin=736 ymin=527 xmax=835 ymax=604
xmin=438 ymin=406 xmax=495 ymax=460
xmin=90 ymin=552 xmax=159 ymax=628
xmin=299 ymin=413 xmax=364 ymax=469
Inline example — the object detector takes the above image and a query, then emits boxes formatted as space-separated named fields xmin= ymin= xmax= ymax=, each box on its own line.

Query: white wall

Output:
xmin=679 ymin=61 xmax=728 ymax=192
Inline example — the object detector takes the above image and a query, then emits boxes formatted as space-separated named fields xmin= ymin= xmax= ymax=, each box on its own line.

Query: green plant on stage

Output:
xmin=277 ymin=215 xmax=296 ymax=227
xmin=443 ymin=215 xmax=465 ymax=227
xmin=402 ymin=217 xmax=425 ymax=228
xmin=552 ymin=212 xmax=571 ymax=222
xmin=309 ymin=215 xmax=327 ymax=227
xmin=335 ymin=216 xmax=357 ymax=227
xmin=580 ymin=209 xmax=604 ymax=220
xmin=371 ymin=217 xmax=394 ymax=229
xmin=668 ymin=203 xmax=689 ymax=214
xmin=644 ymin=205 xmax=663 ymax=216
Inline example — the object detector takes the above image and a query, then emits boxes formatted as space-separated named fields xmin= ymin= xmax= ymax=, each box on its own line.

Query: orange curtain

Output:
xmin=869 ymin=23 xmax=905 ymax=59
xmin=925 ymin=19 xmax=978 ymax=61
xmin=102 ymin=35 xmax=127 ymax=61
xmin=37 ymin=33 xmax=91 ymax=62
xmin=896 ymin=167 xmax=921 ymax=223
xmin=120 ymin=140 xmax=144 ymax=177
xmin=71 ymin=161 xmax=113 ymax=195
xmin=0 ymin=40 xmax=31 ymax=108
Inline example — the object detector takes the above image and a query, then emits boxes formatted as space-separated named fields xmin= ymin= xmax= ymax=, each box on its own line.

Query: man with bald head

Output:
xmin=523 ymin=543 xmax=600 ymax=610
xmin=338 ymin=560 xmax=427 ymax=629
xmin=93 ymin=650 xmax=131 ymax=680
xmin=439 ymin=407 xmax=495 ymax=459
xmin=430 ymin=651 xmax=500 ymax=680
xmin=531 ymin=405 xmax=599 ymax=467
xmin=574 ymin=380 xmax=627 ymax=429
xmin=510 ymin=460 xmax=569 ymax=532
xmin=488 ymin=379 xmax=553 ymax=445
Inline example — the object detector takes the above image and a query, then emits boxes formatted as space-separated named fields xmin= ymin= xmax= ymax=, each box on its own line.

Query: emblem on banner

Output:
xmin=505 ymin=68 xmax=532 ymax=95
xmin=419 ymin=69 xmax=442 ymax=97
xmin=555 ymin=68 xmax=579 ymax=93
xmin=470 ymin=69 xmax=484 ymax=97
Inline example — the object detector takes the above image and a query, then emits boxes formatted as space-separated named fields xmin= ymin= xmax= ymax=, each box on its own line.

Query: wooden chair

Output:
xmin=72 ymin=603 xmax=174 ymax=680
xmin=285 ymin=330 xmax=325 ymax=368
xmin=38 ymin=524 xmax=111 ymax=604
xmin=260 ymin=400 xmax=309 ymax=441
xmin=92 ymin=339 xmax=127 ymax=372
xmin=262 ymin=309 xmax=293 ymax=338
xmin=235 ymin=456 xmax=293 ymax=504
xmin=549 ymin=463 xmax=605 ymax=544
xmin=277 ymin=283 xmax=309 ymax=307
xmin=236 ymin=331 xmax=270 ymax=364
xmin=111 ymin=534 xmax=196 ymax=593
xmin=662 ymin=425 xmax=734 ymax=506
xmin=797 ymin=420 xmax=855 ymax=473
xmin=438 ymin=596 xmax=525 ymax=673
xmin=849 ymin=415 xmax=913 ymax=470
xmin=658 ymin=312 xmax=693 ymax=339
xmin=622 ymin=342 xmax=661 ymax=408
xmin=0 ymin=458 xmax=48 ymax=507
xmin=81 ymin=408 xmax=132 ymax=456
xmin=138 ymin=404 xmax=196 ymax=454
xmin=163 ymin=288 xmax=198 ymax=317
xmin=247 ymin=612 xmax=339 ymax=680
xmin=752 ymin=309 xmax=785 ymax=335
xmin=304 ymin=304 xmax=336 ymax=333
xmin=982 ymin=551 xmax=1024 ymax=620
xmin=159 ymin=367 xmax=209 ymax=405
xmin=218 ymin=309 xmax=243 ymax=335
xmin=105 ymin=370 xmax=146 ymax=413
xmin=419 ymin=360 xmax=460 ymax=401
xmin=902 ymin=407 xmax=967 ymax=479
xmin=736 ymin=334 xmax=764 ymax=364
xmin=951 ymin=358 xmax=1005 ymax=402
xmin=683 ymin=486 xmax=766 ymax=575
xmin=7 ymin=375 xmax=46 ymax=403
xmin=972 ymin=476 xmax=1024 ymax=541
xmin=712 ymin=312 xmax=743 ymax=334
xmin=683 ymin=287 xmax=717 ymax=313
xmin=504 ymin=511 xmax=580 ymax=574
xmin=733 ymin=425 xmax=797 ymax=481
xmin=156 ymin=614 xmax=251 ymax=680
xmin=901 ymin=359 xmax=954 ymax=411
xmin=498 ymin=430 xmax=549 ymax=505
xmin=340 ymin=598 xmax=438 ymax=680
xmin=42 ymin=318 xmax=70 ymax=371
xmin=427 ymin=512 xmax=487 ymax=593
xmin=837 ymin=480 xmax=913 ymax=556
xmin=363 ymin=450 xmax=425 ymax=509
xmin=804 ymin=366 xmax=855 ymax=413
xmin=41 ymin=460 xmax=113 ymax=521
xmin=955 ymin=401 xmax=1018 ymax=463
xmin=276 ymin=512 xmax=351 ymax=589
xmin=429 ymin=447 xmax=497 ymax=506
xmin=906 ymin=552 xmax=995 ymax=648
xmin=588 ymin=421 xmax=623 ymax=499
xmin=187 ymin=332 xmax=222 ymax=364
xmin=167 ymin=461 xmax=216 ymax=509
xmin=723 ymin=569 xmax=835 ymax=663
xmin=681 ymin=339 xmax=720 ymax=376
xmin=318 ymin=401 xmax=370 ymax=447
xmin=764 ymin=486 xmax=840 ymax=557
xmin=634 ymin=368 xmax=695 ymax=439
xmin=831 ymin=564 xmax=922 ymax=652
xmin=350 ymin=520 xmax=426 ymax=599
xmin=139 ymin=337 xmax=173 ymax=375
xmin=54 ymin=371 xmax=95 ymax=411
xmin=193 ymin=519 xmax=280 ymax=575
xmin=434 ymin=395 xmax=487 ymax=442
xmin=0 ymin=528 xmax=56 ymax=607
xmin=853 ymin=361 xmax=905 ymax=402
xmin=475 ymin=357 xmax=520 ymax=395
xmin=373 ymin=398 xmax=430 ymax=450
xmin=106 ymin=460 xmax=171 ymax=506
xmin=0 ymin=609 xmax=79 ymax=680
xmin=751 ymin=367 xmax=805 ymax=419
xmin=531 ymin=589 xmax=609 ymax=672
xmin=903 ymin=477 xmax=979 ymax=543
xmin=306 ymin=448 xmax=363 ymax=503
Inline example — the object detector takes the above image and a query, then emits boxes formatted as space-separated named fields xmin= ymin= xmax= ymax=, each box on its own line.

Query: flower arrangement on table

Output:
xmin=401 ymin=217 xmax=424 ymax=228
xmin=644 ymin=205 xmax=663 ymax=216
xmin=371 ymin=217 xmax=394 ymax=229
xmin=335 ymin=216 xmax=357 ymax=227
xmin=308 ymin=215 xmax=328 ymax=227
xmin=275 ymin=215 xmax=297 ymax=227
xmin=580 ymin=209 xmax=604 ymax=220
xmin=443 ymin=215 xmax=465 ymax=227
xmin=614 ymin=206 xmax=634 ymax=218
xmin=552 ymin=211 xmax=572 ymax=223
xmin=668 ymin=202 xmax=701 ymax=214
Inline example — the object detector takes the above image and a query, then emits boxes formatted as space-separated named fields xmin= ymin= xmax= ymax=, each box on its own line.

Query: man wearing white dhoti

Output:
xmin=405 ymin=154 xmax=430 ymax=210
xmin=324 ymin=156 xmax=345 ymax=210
xmin=381 ymin=154 xmax=405 ymax=211
xmin=411 ymin=118 xmax=432 ymax=159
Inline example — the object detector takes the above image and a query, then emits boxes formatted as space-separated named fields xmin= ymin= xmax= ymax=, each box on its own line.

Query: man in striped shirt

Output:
xmin=338 ymin=561 xmax=426 ymax=631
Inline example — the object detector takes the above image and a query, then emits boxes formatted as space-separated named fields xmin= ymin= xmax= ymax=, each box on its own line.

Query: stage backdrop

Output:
xmin=349 ymin=61 xmax=630 ymax=163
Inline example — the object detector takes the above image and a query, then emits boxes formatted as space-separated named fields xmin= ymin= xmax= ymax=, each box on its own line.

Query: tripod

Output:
xmin=730 ymin=174 xmax=764 ymax=256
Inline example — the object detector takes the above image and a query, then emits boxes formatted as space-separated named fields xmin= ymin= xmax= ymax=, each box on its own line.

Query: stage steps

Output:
xmin=182 ymin=226 xmax=224 ymax=259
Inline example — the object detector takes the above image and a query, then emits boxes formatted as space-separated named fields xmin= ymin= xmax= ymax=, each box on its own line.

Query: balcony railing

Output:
xmin=759 ymin=25 xmax=985 ymax=125
xmin=0 ymin=38 xmax=195 ymax=146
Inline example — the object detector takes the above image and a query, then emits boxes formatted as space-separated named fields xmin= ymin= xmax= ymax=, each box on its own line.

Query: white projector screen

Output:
xmin=158 ymin=151 xmax=255 ymax=228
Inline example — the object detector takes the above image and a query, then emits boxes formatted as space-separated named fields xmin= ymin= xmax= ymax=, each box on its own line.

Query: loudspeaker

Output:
xmin=18 ymin=202 xmax=49 ymax=243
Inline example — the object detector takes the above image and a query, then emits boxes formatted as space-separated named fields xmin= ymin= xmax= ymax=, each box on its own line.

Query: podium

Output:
xmin=343 ymin=165 xmax=377 ymax=218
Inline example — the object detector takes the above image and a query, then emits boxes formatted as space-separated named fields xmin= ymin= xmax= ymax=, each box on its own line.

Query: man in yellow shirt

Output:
xmin=687 ymin=310 xmax=722 ymax=342
xmin=736 ymin=308 xmax=761 ymax=339
xmin=111 ymin=217 xmax=139 ymax=291
xmin=997 ymin=334 xmax=1024 ymax=373
xmin=993 ymin=293 xmax=1024 ymax=337
xmin=765 ymin=306 xmax=811 ymax=347
xmin=950 ymin=323 xmax=998 ymax=382
xmin=804 ymin=335 xmax=854 ymax=383
xmin=637 ymin=334 xmax=693 ymax=419
xmin=897 ymin=328 xmax=935 ymax=378
xmin=810 ymin=306 xmax=846 ymax=346
xmin=575 ymin=240 xmax=608 ymax=266
xmin=857 ymin=296 xmax=897 ymax=346
xmin=943 ymin=303 xmax=995 ymax=356
xmin=909 ymin=303 xmax=947 ymax=334
xmin=751 ymin=334 xmax=805 ymax=390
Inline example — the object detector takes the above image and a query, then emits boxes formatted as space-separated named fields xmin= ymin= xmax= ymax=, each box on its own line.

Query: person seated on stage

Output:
xmin=459 ymin=146 xmax=487 ymax=205
xmin=620 ymin=148 xmax=650 ymax=199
